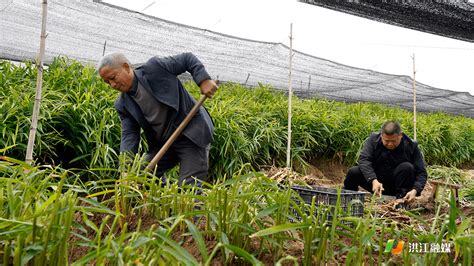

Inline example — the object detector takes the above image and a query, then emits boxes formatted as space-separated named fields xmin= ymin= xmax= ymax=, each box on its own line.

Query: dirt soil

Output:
xmin=265 ymin=159 xmax=473 ymax=226
xmin=67 ymin=159 xmax=473 ymax=264
xmin=264 ymin=158 xmax=347 ymax=187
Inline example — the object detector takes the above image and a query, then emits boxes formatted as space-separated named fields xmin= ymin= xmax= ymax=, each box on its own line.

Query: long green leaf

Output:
xmin=250 ymin=223 xmax=310 ymax=238
xmin=184 ymin=219 xmax=209 ymax=262
xmin=222 ymin=244 xmax=263 ymax=266
xmin=155 ymin=231 xmax=199 ymax=265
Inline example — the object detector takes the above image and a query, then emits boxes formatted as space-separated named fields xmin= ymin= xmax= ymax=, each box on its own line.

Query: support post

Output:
xmin=412 ymin=54 xmax=417 ymax=141
xmin=286 ymin=23 xmax=293 ymax=169
xmin=26 ymin=0 xmax=48 ymax=164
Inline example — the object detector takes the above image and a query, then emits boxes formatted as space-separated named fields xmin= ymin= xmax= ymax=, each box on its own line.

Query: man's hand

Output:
xmin=200 ymin=79 xmax=218 ymax=98
xmin=372 ymin=179 xmax=384 ymax=197
xmin=402 ymin=189 xmax=417 ymax=202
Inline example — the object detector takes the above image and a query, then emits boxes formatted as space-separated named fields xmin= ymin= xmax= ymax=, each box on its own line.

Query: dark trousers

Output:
xmin=343 ymin=162 xmax=415 ymax=198
xmin=146 ymin=136 xmax=210 ymax=186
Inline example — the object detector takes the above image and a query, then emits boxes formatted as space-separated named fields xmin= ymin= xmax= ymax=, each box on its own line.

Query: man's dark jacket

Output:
xmin=358 ymin=132 xmax=427 ymax=195
xmin=114 ymin=53 xmax=214 ymax=155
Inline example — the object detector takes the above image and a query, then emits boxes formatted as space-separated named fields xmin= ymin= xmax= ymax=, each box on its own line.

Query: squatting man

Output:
xmin=97 ymin=52 xmax=217 ymax=186
xmin=343 ymin=121 xmax=427 ymax=207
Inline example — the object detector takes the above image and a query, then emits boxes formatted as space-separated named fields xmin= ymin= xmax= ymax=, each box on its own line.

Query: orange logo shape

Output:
xmin=384 ymin=239 xmax=404 ymax=255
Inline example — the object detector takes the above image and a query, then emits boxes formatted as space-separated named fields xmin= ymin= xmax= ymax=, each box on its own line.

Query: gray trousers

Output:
xmin=146 ymin=136 xmax=210 ymax=186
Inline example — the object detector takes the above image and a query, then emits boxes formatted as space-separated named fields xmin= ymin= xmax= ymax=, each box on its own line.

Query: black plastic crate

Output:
xmin=290 ymin=185 xmax=367 ymax=224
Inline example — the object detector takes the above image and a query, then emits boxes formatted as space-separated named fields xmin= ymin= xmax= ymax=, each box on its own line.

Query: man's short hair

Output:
xmin=381 ymin=120 xmax=402 ymax=135
xmin=97 ymin=52 xmax=131 ymax=71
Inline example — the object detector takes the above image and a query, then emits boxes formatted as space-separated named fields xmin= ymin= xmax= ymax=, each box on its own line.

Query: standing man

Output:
xmin=343 ymin=121 xmax=427 ymax=203
xmin=97 ymin=52 xmax=217 ymax=186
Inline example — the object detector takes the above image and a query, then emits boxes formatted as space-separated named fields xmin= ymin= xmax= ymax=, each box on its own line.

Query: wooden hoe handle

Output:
xmin=145 ymin=94 xmax=208 ymax=172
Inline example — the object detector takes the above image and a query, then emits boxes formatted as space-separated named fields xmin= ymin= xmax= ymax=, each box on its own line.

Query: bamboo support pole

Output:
xmin=286 ymin=23 xmax=293 ymax=169
xmin=103 ymin=40 xmax=107 ymax=56
xmin=308 ymin=75 xmax=311 ymax=91
xmin=244 ymin=73 xmax=250 ymax=85
xmin=412 ymin=54 xmax=417 ymax=141
xmin=25 ymin=0 xmax=48 ymax=164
